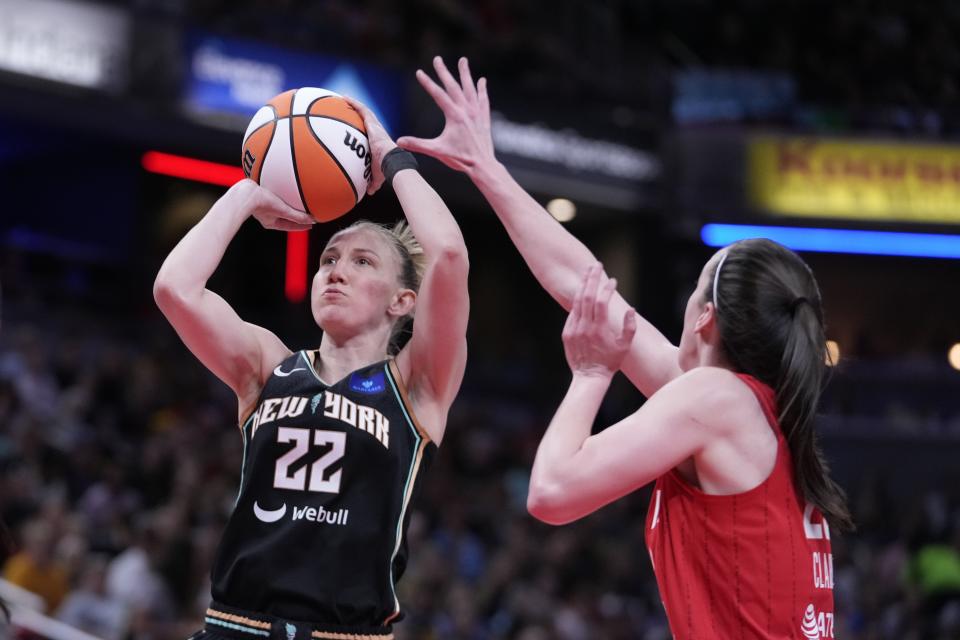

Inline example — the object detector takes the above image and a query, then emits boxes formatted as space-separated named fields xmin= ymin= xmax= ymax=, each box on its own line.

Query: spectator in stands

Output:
xmin=908 ymin=520 xmax=960 ymax=637
xmin=56 ymin=554 xmax=129 ymax=640
xmin=1 ymin=519 xmax=68 ymax=613
xmin=0 ymin=517 xmax=11 ymax=637
xmin=104 ymin=515 xmax=175 ymax=621
xmin=1 ymin=241 xmax=959 ymax=637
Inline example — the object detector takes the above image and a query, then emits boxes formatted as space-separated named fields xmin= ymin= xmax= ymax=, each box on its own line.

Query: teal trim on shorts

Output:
xmin=205 ymin=617 xmax=270 ymax=637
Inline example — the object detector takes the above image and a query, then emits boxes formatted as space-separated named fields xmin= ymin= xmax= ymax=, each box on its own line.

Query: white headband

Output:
xmin=712 ymin=252 xmax=728 ymax=311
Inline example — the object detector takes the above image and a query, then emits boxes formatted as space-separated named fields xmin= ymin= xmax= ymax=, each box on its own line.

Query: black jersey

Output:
xmin=210 ymin=350 xmax=436 ymax=628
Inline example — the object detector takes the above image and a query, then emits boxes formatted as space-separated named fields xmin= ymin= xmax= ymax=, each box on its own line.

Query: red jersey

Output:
xmin=644 ymin=374 xmax=835 ymax=639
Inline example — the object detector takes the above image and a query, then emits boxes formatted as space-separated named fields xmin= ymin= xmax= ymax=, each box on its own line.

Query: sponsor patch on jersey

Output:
xmin=348 ymin=370 xmax=386 ymax=395
xmin=801 ymin=603 xmax=834 ymax=639
xmin=253 ymin=500 xmax=287 ymax=523
xmin=253 ymin=500 xmax=350 ymax=527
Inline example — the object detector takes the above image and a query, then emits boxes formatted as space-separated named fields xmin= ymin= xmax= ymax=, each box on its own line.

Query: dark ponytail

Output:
xmin=710 ymin=239 xmax=853 ymax=531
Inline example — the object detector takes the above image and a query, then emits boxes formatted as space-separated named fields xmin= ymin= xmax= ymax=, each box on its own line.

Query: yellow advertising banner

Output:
xmin=749 ymin=136 xmax=960 ymax=223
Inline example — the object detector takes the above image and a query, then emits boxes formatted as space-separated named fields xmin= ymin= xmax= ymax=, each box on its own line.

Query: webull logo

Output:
xmin=292 ymin=504 xmax=349 ymax=525
xmin=254 ymin=501 xmax=349 ymax=526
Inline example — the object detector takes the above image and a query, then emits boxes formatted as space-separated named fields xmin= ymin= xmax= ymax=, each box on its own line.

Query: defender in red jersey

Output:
xmin=519 ymin=257 xmax=849 ymax=640
xmin=520 ymin=256 xmax=849 ymax=639
xmin=645 ymin=373 xmax=836 ymax=639
xmin=399 ymin=59 xmax=851 ymax=638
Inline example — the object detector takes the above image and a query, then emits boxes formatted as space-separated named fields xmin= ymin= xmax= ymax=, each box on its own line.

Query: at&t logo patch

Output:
xmin=801 ymin=603 xmax=834 ymax=639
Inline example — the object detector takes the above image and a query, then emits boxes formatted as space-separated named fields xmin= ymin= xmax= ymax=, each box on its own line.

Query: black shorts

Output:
xmin=188 ymin=602 xmax=394 ymax=640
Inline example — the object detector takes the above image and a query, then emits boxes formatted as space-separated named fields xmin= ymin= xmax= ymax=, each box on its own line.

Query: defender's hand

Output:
xmin=562 ymin=263 xmax=637 ymax=379
xmin=397 ymin=56 xmax=496 ymax=176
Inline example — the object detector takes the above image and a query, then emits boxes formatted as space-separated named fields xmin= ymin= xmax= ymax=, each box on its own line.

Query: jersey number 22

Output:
xmin=273 ymin=427 xmax=346 ymax=493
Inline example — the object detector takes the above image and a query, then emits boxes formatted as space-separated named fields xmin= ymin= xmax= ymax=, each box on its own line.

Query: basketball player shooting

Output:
xmin=401 ymin=56 xmax=850 ymax=638
xmin=154 ymin=97 xmax=469 ymax=640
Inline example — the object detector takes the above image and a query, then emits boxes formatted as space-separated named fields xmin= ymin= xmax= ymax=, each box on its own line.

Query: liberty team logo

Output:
xmin=348 ymin=370 xmax=386 ymax=394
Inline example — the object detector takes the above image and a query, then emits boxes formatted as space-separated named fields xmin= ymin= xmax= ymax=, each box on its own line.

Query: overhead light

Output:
xmin=547 ymin=198 xmax=576 ymax=222
xmin=949 ymin=343 xmax=960 ymax=371
xmin=701 ymin=223 xmax=960 ymax=259
xmin=142 ymin=151 xmax=245 ymax=187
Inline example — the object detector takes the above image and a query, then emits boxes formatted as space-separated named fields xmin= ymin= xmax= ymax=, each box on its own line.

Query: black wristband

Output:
xmin=381 ymin=147 xmax=419 ymax=185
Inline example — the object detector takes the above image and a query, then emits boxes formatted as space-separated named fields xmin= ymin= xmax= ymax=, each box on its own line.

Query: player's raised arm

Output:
xmin=153 ymin=180 xmax=314 ymax=414
xmin=526 ymin=264 xmax=735 ymax=524
xmin=398 ymin=57 xmax=680 ymax=398
xmin=344 ymin=97 xmax=469 ymax=445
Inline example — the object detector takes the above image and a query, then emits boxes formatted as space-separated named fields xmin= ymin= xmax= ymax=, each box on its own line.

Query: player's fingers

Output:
xmin=598 ymin=276 xmax=617 ymax=319
xmin=562 ymin=299 xmax=577 ymax=342
xmin=620 ymin=309 xmax=638 ymax=346
xmin=272 ymin=219 xmax=314 ymax=232
xmin=257 ymin=188 xmax=315 ymax=225
xmin=571 ymin=270 xmax=588 ymax=330
xmin=415 ymin=69 xmax=456 ymax=113
xmin=343 ymin=96 xmax=378 ymax=126
xmin=342 ymin=95 xmax=370 ymax=117
xmin=396 ymin=136 xmax=439 ymax=156
xmin=282 ymin=207 xmax=316 ymax=226
xmin=366 ymin=176 xmax=384 ymax=196
xmin=478 ymin=77 xmax=490 ymax=114
xmin=433 ymin=56 xmax=466 ymax=103
xmin=575 ymin=264 xmax=594 ymax=329
xmin=458 ymin=57 xmax=477 ymax=103
xmin=583 ymin=263 xmax=602 ymax=325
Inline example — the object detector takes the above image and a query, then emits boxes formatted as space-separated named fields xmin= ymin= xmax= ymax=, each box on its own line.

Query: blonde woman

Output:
xmin=155 ymin=98 xmax=468 ymax=640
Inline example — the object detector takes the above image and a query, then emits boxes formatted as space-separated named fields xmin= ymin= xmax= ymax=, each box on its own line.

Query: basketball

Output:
xmin=241 ymin=87 xmax=371 ymax=222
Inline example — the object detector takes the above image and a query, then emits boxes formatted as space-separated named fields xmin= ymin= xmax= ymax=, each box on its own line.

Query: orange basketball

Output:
xmin=241 ymin=88 xmax=371 ymax=222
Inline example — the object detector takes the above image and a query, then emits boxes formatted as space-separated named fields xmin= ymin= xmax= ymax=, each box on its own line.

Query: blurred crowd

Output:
xmin=0 ymin=292 xmax=959 ymax=640
xmin=119 ymin=0 xmax=960 ymax=135
xmin=820 ymin=358 xmax=960 ymax=438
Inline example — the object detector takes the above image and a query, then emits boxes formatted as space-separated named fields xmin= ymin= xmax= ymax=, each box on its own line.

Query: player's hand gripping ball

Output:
xmin=241 ymin=88 xmax=371 ymax=222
